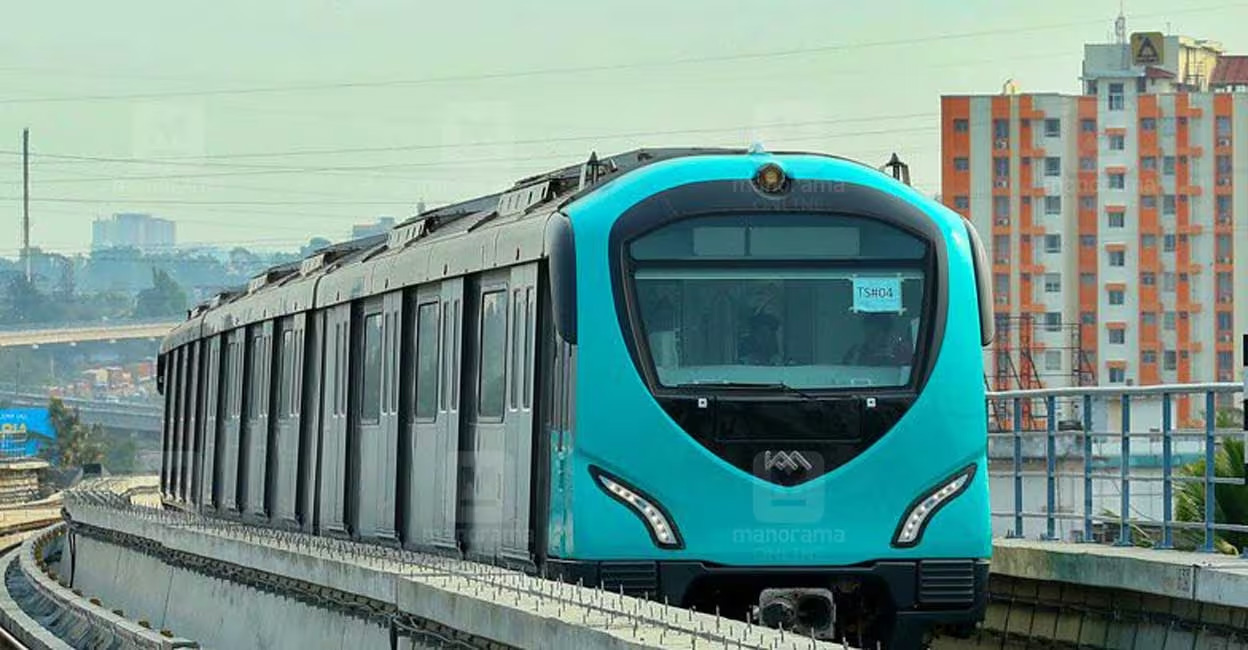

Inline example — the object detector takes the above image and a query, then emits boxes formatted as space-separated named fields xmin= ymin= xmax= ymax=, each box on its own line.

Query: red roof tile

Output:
xmin=1212 ymin=55 xmax=1248 ymax=85
xmin=1145 ymin=66 xmax=1175 ymax=79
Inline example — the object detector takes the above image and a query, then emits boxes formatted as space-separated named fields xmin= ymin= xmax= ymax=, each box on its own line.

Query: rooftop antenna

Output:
xmin=883 ymin=153 xmax=911 ymax=186
xmin=1115 ymin=0 xmax=1127 ymax=44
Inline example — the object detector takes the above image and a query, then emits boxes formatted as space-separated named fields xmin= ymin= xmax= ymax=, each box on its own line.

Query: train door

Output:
xmin=241 ymin=322 xmax=274 ymax=521
xmin=171 ymin=347 xmax=185 ymax=501
xmin=270 ymin=316 xmax=301 ymax=528
xmin=317 ymin=303 xmax=351 ymax=537
xmin=435 ymin=279 xmax=464 ymax=552
xmin=347 ymin=295 xmax=400 ymax=542
xmin=402 ymin=285 xmax=444 ymax=550
xmin=182 ymin=341 xmax=200 ymax=505
xmin=201 ymin=335 xmax=222 ymax=511
xmin=501 ymin=263 xmax=540 ymax=565
xmin=220 ymin=328 xmax=244 ymax=515
xmin=461 ymin=270 xmax=509 ymax=563
xmin=297 ymin=311 xmax=321 ymax=533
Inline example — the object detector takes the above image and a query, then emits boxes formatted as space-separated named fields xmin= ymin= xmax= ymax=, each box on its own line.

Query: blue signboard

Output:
xmin=0 ymin=408 xmax=55 ymax=459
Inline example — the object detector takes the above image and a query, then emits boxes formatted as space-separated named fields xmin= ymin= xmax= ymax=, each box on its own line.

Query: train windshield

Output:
xmin=628 ymin=213 xmax=930 ymax=391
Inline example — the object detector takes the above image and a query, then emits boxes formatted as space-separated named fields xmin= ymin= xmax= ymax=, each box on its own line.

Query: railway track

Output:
xmin=0 ymin=509 xmax=65 ymax=650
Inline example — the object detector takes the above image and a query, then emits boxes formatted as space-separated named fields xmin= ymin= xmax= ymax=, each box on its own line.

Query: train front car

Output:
xmin=546 ymin=151 xmax=994 ymax=649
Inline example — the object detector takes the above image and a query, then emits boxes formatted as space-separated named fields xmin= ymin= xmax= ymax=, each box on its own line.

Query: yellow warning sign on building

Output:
xmin=1131 ymin=32 xmax=1164 ymax=66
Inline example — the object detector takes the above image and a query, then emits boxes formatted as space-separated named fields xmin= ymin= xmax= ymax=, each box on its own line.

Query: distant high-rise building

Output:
xmin=91 ymin=213 xmax=176 ymax=253
xmin=941 ymin=31 xmax=1248 ymax=425
xmin=351 ymin=216 xmax=396 ymax=240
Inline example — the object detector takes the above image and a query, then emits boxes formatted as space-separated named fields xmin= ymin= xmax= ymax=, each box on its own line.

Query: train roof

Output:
xmin=160 ymin=146 xmax=893 ymax=353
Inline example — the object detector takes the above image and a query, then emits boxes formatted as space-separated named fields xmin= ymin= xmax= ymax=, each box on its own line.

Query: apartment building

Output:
xmin=942 ymin=33 xmax=1248 ymax=425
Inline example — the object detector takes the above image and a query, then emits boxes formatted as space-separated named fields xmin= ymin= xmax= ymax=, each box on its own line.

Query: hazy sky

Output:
xmin=3 ymin=0 xmax=1248 ymax=256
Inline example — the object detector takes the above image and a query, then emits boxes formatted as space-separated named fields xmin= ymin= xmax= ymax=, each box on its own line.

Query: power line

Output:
xmin=0 ymin=3 xmax=1241 ymax=105
xmin=1 ymin=115 xmax=937 ymax=167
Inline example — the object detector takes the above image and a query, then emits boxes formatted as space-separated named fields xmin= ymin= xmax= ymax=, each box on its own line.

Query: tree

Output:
xmin=133 ymin=268 xmax=188 ymax=319
xmin=1175 ymin=429 xmax=1247 ymax=555
xmin=42 ymin=397 xmax=108 ymax=468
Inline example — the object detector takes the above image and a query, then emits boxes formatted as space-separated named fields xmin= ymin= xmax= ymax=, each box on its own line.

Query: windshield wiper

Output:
xmin=674 ymin=380 xmax=819 ymax=401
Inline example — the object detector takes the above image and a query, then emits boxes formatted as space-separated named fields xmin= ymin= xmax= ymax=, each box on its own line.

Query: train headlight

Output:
xmin=590 ymin=466 xmax=683 ymax=550
xmin=752 ymin=163 xmax=789 ymax=195
xmin=891 ymin=464 xmax=977 ymax=548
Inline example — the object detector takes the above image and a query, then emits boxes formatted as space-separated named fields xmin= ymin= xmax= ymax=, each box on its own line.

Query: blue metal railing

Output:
xmin=987 ymin=382 xmax=1248 ymax=557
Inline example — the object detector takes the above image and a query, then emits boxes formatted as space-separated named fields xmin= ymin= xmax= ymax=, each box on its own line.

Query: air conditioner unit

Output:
xmin=1218 ymin=177 xmax=1232 ymax=186
xmin=995 ymin=178 xmax=1009 ymax=188
xmin=995 ymin=138 xmax=1009 ymax=150
xmin=1218 ymin=137 xmax=1232 ymax=147
xmin=996 ymin=218 xmax=1010 ymax=226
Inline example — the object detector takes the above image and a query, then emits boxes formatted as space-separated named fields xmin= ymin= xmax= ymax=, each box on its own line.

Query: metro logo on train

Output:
xmin=154 ymin=147 xmax=995 ymax=649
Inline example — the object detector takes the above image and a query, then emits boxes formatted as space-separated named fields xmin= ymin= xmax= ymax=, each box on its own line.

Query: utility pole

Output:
xmin=22 ymin=128 xmax=31 ymax=282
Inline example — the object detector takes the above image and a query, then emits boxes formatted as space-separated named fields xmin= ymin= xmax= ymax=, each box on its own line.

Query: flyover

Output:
xmin=0 ymin=319 xmax=179 ymax=348
xmin=7 ymin=392 xmax=161 ymax=434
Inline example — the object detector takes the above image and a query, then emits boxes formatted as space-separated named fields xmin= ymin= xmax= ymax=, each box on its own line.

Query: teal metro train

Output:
xmin=157 ymin=147 xmax=995 ymax=649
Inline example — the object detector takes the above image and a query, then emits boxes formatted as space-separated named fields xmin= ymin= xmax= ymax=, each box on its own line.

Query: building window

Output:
xmin=1108 ymin=83 xmax=1124 ymax=111
xmin=1080 ymin=234 xmax=1096 ymax=247
xmin=954 ymin=157 xmax=969 ymax=171
xmin=1218 ymin=311 xmax=1233 ymax=331
xmin=1141 ymin=234 xmax=1156 ymax=248
xmin=1163 ymin=350 xmax=1177 ymax=370
xmin=1141 ymin=156 xmax=1157 ymax=170
xmin=953 ymin=118 xmax=969 ymax=132
xmin=993 ymin=119 xmax=1009 ymax=139
xmin=1141 ymin=195 xmax=1157 ymax=209
xmin=1079 ymin=195 xmax=1095 ymax=210
xmin=1109 ymin=367 xmax=1126 ymax=383
xmin=1108 ymin=173 xmax=1125 ymax=189
xmin=1109 ymin=328 xmax=1126 ymax=344
xmin=1141 ymin=117 xmax=1156 ymax=131
xmin=1043 ymin=118 xmax=1060 ymax=137
xmin=1044 ymin=196 xmax=1061 ymax=215
xmin=1163 ymin=234 xmax=1176 ymax=252
xmin=1163 ymin=195 xmax=1176 ymax=214
xmin=1218 ymin=351 xmax=1233 ymax=372
xmin=1217 ymin=155 xmax=1232 ymax=174
xmin=1108 ymin=210 xmax=1125 ymax=228
xmin=1044 ymin=157 xmax=1061 ymax=176
xmin=1136 ymin=77 xmax=1148 ymax=93
xmin=1081 ymin=118 xmax=1097 ymax=132
xmin=1045 ymin=350 xmax=1062 ymax=371
xmin=1080 ymin=156 xmax=1096 ymax=171
xmin=1044 ymin=234 xmax=1061 ymax=253
xmin=1045 ymin=273 xmax=1061 ymax=292
xmin=1141 ymin=271 xmax=1156 ymax=285
xmin=1142 ymin=350 xmax=1157 ymax=364
xmin=1109 ymin=134 xmax=1126 ymax=150
xmin=1142 ymin=312 xmax=1157 ymax=326
xmin=1216 ymin=116 xmax=1231 ymax=137
xmin=1108 ymin=250 xmax=1125 ymax=266
xmin=1217 ymin=234 xmax=1232 ymax=259
xmin=1217 ymin=195 xmax=1232 ymax=220
xmin=1081 ymin=311 xmax=1096 ymax=324
xmin=954 ymin=195 xmax=969 ymax=210
xmin=994 ymin=156 xmax=1009 ymax=180
xmin=1162 ymin=272 xmax=1176 ymax=292
xmin=1044 ymin=312 xmax=1062 ymax=332
xmin=1163 ymin=156 xmax=1176 ymax=175
xmin=1108 ymin=289 xmax=1125 ymax=305
xmin=1164 ymin=311 xmax=1176 ymax=331
xmin=994 ymin=273 xmax=1009 ymax=297
xmin=1080 ymin=272 xmax=1096 ymax=285
xmin=994 ymin=196 xmax=1009 ymax=218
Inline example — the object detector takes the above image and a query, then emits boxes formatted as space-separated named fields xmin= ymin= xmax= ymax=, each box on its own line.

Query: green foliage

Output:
xmin=1174 ymin=428 xmax=1247 ymax=555
xmin=133 ymin=268 xmax=188 ymax=319
xmin=43 ymin=397 xmax=107 ymax=468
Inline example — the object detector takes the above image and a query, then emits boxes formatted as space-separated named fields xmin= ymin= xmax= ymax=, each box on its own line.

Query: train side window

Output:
xmin=523 ymin=287 xmax=534 ymax=409
xmin=478 ymin=290 xmax=507 ymax=419
xmin=415 ymin=302 xmax=440 ymax=420
xmin=361 ymin=312 xmax=383 ymax=424
xmin=511 ymin=289 xmax=522 ymax=410
xmin=277 ymin=329 xmax=293 ymax=417
xmin=451 ymin=299 xmax=461 ymax=410
xmin=250 ymin=332 xmax=266 ymax=416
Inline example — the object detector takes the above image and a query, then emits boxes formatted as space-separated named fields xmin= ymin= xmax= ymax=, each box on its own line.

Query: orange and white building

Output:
xmin=942 ymin=33 xmax=1248 ymax=425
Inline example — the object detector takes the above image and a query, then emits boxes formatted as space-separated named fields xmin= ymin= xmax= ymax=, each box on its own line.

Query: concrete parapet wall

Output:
xmin=947 ymin=539 xmax=1248 ymax=649
xmin=64 ymin=501 xmax=845 ymax=650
